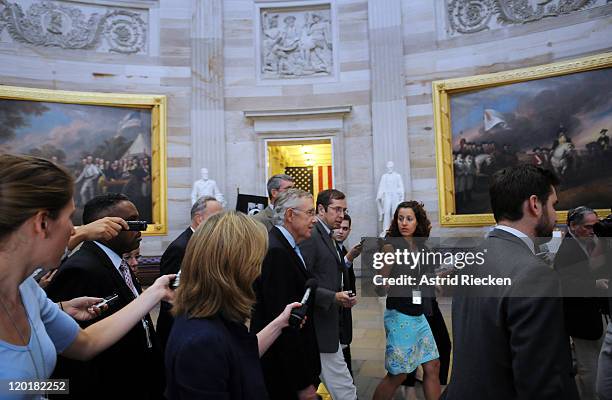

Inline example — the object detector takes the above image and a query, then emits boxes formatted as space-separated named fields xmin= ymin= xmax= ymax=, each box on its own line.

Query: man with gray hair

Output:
xmin=254 ymin=173 xmax=295 ymax=230
xmin=555 ymin=206 xmax=608 ymax=400
xmin=156 ymin=195 xmax=223 ymax=349
xmin=252 ymin=189 xmax=321 ymax=400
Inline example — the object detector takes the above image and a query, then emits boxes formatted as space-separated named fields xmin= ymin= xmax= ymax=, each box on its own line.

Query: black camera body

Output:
xmin=594 ymin=214 xmax=612 ymax=237
xmin=126 ymin=221 xmax=148 ymax=231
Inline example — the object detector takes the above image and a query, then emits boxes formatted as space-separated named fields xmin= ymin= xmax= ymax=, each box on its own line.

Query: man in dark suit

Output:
xmin=300 ymin=189 xmax=357 ymax=399
xmin=251 ymin=188 xmax=321 ymax=400
xmin=555 ymin=206 xmax=608 ymax=399
xmin=46 ymin=193 xmax=165 ymax=399
xmin=332 ymin=213 xmax=362 ymax=377
xmin=442 ymin=165 xmax=579 ymax=400
xmin=253 ymin=173 xmax=294 ymax=230
xmin=156 ymin=195 xmax=222 ymax=350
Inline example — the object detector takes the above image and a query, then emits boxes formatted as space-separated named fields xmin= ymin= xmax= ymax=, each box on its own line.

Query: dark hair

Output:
xmin=0 ymin=154 xmax=74 ymax=240
xmin=316 ymin=189 xmax=345 ymax=212
xmin=343 ymin=213 xmax=352 ymax=227
xmin=82 ymin=193 xmax=130 ymax=224
xmin=489 ymin=165 xmax=559 ymax=223
xmin=387 ymin=201 xmax=431 ymax=238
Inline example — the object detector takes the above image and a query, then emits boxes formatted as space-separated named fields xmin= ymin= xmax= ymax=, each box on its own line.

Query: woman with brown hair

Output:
xmin=165 ymin=211 xmax=303 ymax=400
xmin=0 ymin=154 xmax=175 ymax=386
xmin=373 ymin=201 xmax=442 ymax=400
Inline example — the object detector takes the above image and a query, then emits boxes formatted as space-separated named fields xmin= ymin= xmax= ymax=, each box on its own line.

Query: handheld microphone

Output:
xmin=289 ymin=278 xmax=317 ymax=329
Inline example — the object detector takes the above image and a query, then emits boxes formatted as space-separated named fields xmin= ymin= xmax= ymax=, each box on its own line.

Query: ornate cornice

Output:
xmin=447 ymin=0 xmax=598 ymax=35
xmin=0 ymin=0 xmax=147 ymax=54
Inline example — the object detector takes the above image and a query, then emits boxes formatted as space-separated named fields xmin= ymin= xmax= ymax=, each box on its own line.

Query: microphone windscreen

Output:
xmin=305 ymin=278 xmax=318 ymax=290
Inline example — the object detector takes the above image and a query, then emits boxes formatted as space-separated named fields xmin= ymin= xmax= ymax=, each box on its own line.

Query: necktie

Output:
xmin=119 ymin=260 xmax=153 ymax=348
xmin=294 ymin=245 xmax=307 ymax=269
xmin=119 ymin=260 xmax=138 ymax=298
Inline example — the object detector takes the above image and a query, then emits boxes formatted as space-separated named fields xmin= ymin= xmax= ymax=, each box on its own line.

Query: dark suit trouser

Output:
xmin=342 ymin=345 xmax=353 ymax=378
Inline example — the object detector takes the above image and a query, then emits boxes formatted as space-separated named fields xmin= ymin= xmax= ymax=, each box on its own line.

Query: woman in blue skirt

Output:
xmin=373 ymin=201 xmax=441 ymax=400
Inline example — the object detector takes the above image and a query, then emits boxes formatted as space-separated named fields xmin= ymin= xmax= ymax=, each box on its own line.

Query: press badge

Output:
xmin=412 ymin=290 xmax=422 ymax=305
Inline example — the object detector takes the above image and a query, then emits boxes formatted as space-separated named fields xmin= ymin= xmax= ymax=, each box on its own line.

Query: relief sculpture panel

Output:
xmin=259 ymin=4 xmax=334 ymax=79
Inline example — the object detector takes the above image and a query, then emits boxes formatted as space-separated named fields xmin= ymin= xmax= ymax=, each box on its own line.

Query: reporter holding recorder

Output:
xmin=0 ymin=154 xmax=175 ymax=396
xmin=165 ymin=211 xmax=304 ymax=400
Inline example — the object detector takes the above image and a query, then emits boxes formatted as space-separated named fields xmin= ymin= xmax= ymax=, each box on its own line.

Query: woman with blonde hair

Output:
xmin=0 ymin=154 xmax=175 ymax=388
xmin=165 ymin=211 xmax=302 ymax=400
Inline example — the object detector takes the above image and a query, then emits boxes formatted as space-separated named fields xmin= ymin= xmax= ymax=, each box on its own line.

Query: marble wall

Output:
xmin=401 ymin=0 xmax=612 ymax=237
xmin=1 ymin=0 xmax=611 ymax=260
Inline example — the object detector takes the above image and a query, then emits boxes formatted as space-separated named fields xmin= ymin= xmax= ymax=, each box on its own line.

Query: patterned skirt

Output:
xmin=383 ymin=309 xmax=439 ymax=375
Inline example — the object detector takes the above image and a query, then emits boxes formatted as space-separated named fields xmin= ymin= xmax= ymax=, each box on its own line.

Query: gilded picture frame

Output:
xmin=0 ymin=85 xmax=168 ymax=235
xmin=433 ymin=53 xmax=612 ymax=227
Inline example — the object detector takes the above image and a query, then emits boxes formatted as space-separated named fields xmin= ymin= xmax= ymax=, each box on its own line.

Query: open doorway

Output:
xmin=266 ymin=138 xmax=333 ymax=197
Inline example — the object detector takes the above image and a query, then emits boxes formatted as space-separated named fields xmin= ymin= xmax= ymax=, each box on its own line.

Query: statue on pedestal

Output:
xmin=376 ymin=161 xmax=405 ymax=237
xmin=191 ymin=167 xmax=225 ymax=206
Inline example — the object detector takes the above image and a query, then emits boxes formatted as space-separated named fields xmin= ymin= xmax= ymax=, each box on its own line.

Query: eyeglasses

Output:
xmin=329 ymin=206 xmax=348 ymax=215
xmin=122 ymin=255 xmax=142 ymax=262
xmin=292 ymin=208 xmax=316 ymax=217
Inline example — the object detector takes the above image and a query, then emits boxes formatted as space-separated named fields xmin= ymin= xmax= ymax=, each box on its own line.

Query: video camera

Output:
xmin=594 ymin=213 xmax=612 ymax=237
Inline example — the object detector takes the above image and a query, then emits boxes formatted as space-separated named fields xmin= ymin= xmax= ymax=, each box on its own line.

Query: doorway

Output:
xmin=266 ymin=138 xmax=333 ymax=197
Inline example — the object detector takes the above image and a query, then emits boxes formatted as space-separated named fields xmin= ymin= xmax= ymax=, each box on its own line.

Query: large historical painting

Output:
xmin=433 ymin=53 xmax=612 ymax=227
xmin=0 ymin=86 xmax=167 ymax=234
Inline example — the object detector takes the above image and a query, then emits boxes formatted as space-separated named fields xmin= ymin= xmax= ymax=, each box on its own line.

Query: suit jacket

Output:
xmin=251 ymin=227 xmax=321 ymax=400
xmin=300 ymin=220 xmax=344 ymax=353
xmin=46 ymin=241 xmax=164 ymax=399
xmin=441 ymin=229 xmax=579 ymax=400
xmin=253 ymin=205 xmax=274 ymax=231
xmin=157 ymin=227 xmax=193 ymax=350
xmin=337 ymin=243 xmax=355 ymax=345
xmin=554 ymin=235 xmax=605 ymax=340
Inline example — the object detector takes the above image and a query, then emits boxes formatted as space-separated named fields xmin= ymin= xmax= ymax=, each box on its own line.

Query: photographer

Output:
xmin=596 ymin=212 xmax=612 ymax=400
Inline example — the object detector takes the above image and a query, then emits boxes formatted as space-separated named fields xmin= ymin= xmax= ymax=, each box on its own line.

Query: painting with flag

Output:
xmin=433 ymin=53 xmax=612 ymax=226
xmin=0 ymin=85 xmax=168 ymax=234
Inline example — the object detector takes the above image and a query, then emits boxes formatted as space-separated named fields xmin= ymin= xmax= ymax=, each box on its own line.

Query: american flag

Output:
xmin=285 ymin=166 xmax=313 ymax=195
xmin=285 ymin=165 xmax=333 ymax=197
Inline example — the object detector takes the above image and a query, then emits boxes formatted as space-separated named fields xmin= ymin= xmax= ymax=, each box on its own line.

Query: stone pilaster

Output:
xmin=191 ymin=0 xmax=226 ymax=194
xmin=368 ymin=0 xmax=411 ymax=196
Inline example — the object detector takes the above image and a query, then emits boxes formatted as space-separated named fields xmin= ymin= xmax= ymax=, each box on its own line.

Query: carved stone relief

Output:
xmin=447 ymin=0 xmax=608 ymax=35
xmin=0 ymin=0 xmax=147 ymax=54
xmin=259 ymin=4 xmax=333 ymax=79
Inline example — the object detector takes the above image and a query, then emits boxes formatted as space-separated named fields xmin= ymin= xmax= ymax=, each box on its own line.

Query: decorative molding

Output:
xmin=244 ymin=105 xmax=351 ymax=118
xmin=254 ymin=0 xmax=339 ymax=84
xmin=244 ymin=105 xmax=351 ymax=134
xmin=0 ymin=0 xmax=147 ymax=54
xmin=447 ymin=0 xmax=605 ymax=35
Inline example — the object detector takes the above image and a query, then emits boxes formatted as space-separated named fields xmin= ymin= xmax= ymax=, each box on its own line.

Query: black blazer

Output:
xmin=165 ymin=315 xmax=268 ymax=400
xmin=337 ymin=242 xmax=355 ymax=345
xmin=46 ymin=241 xmax=165 ymax=399
xmin=554 ymin=235 xmax=605 ymax=340
xmin=157 ymin=227 xmax=193 ymax=350
xmin=442 ymin=229 xmax=579 ymax=400
xmin=251 ymin=227 xmax=321 ymax=400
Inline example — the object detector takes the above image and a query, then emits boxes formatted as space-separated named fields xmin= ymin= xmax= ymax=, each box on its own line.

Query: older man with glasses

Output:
xmin=555 ymin=206 xmax=609 ymax=400
xmin=252 ymin=188 xmax=321 ymax=400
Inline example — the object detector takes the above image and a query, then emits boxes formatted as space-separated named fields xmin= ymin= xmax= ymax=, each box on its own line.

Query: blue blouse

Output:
xmin=0 ymin=277 xmax=79 ymax=399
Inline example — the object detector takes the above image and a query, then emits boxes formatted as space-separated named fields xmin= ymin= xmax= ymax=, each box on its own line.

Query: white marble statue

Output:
xmin=191 ymin=167 xmax=225 ymax=206
xmin=376 ymin=161 xmax=405 ymax=237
